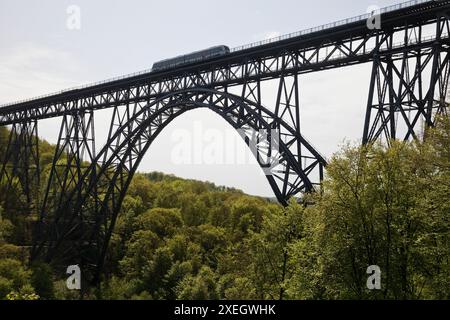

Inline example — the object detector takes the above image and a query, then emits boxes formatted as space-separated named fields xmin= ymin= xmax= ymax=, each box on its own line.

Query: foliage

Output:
xmin=0 ymin=111 xmax=448 ymax=300
xmin=0 ymin=206 xmax=13 ymax=242
xmin=287 ymin=115 xmax=450 ymax=299
xmin=31 ymin=262 xmax=55 ymax=299
xmin=5 ymin=291 xmax=39 ymax=300
xmin=0 ymin=258 xmax=37 ymax=299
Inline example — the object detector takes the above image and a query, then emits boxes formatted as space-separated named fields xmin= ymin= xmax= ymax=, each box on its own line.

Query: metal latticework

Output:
xmin=363 ymin=14 xmax=450 ymax=143
xmin=0 ymin=0 xmax=448 ymax=283
xmin=0 ymin=120 xmax=40 ymax=214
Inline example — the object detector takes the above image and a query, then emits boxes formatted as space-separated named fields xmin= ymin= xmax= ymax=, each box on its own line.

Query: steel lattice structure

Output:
xmin=0 ymin=0 xmax=449 ymax=282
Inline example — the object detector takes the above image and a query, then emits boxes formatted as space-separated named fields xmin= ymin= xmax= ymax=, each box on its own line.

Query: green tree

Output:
xmin=140 ymin=247 xmax=174 ymax=299
xmin=176 ymin=266 xmax=219 ymax=300
xmin=412 ymin=113 xmax=450 ymax=298
xmin=0 ymin=259 xmax=36 ymax=299
xmin=230 ymin=197 xmax=268 ymax=239
xmin=288 ymin=123 xmax=450 ymax=299
xmin=134 ymin=208 xmax=183 ymax=239
xmin=119 ymin=230 xmax=160 ymax=279
xmin=127 ymin=175 xmax=157 ymax=209
xmin=245 ymin=201 xmax=304 ymax=300
xmin=0 ymin=206 xmax=13 ymax=242
xmin=189 ymin=225 xmax=228 ymax=268
xmin=218 ymin=275 xmax=257 ymax=300
xmin=179 ymin=192 xmax=209 ymax=227
xmin=30 ymin=262 xmax=54 ymax=299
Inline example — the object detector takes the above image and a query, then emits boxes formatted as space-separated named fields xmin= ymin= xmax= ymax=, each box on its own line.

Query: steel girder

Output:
xmin=1 ymin=4 xmax=450 ymax=125
xmin=31 ymin=87 xmax=325 ymax=282
xmin=1 ymin=35 xmax=447 ymax=127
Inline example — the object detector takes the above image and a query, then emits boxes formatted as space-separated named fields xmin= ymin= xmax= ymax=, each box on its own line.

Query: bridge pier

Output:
xmin=363 ymin=15 xmax=450 ymax=144
xmin=32 ymin=109 xmax=97 ymax=268
xmin=0 ymin=120 xmax=40 ymax=219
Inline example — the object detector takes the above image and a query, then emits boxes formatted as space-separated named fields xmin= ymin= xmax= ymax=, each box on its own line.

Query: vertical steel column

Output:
xmin=32 ymin=109 xmax=96 ymax=263
xmin=363 ymin=17 xmax=450 ymax=144
xmin=0 ymin=120 xmax=40 ymax=215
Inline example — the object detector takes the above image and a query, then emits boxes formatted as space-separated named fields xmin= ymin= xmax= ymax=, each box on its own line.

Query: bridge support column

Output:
xmin=363 ymin=16 xmax=450 ymax=144
xmin=33 ymin=109 xmax=97 ymax=266
xmin=274 ymin=73 xmax=324 ymax=192
xmin=0 ymin=120 xmax=40 ymax=220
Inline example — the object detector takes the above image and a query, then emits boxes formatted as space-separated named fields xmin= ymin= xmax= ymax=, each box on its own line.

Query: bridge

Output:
xmin=0 ymin=0 xmax=449 ymax=282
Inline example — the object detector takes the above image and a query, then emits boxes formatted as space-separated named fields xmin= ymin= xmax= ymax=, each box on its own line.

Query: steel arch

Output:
xmin=32 ymin=88 xmax=326 ymax=280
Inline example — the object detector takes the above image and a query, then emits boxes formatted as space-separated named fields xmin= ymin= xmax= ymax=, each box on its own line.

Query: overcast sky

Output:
xmin=0 ymin=0 xmax=409 ymax=197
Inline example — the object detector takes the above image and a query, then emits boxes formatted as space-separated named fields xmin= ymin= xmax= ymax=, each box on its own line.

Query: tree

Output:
xmin=188 ymin=225 xmax=228 ymax=269
xmin=288 ymin=124 xmax=450 ymax=299
xmin=0 ymin=206 xmax=13 ymax=242
xmin=30 ymin=262 xmax=54 ymax=299
xmin=140 ymin=247 xmax=174 ymax=299
xmin=127 ymin=175 xmax=157 ymax=209
xmin=0 ymin=259 xmax=36 ymax=299
xmin=218 ymin=275 xmax=257 ymax=300
xmin=134 ymin=208 xmax=183 ymax=239
xmin=230 ymin=197 xmax=268 ymax=239
xmin=412 ymin=113 xmax=450 ymax=298
xmin=245 ymin=201 xmax=305 ymax=300
xmin=119 ymin=230 xmax=160 ymax=279
xmin=179 ymin=192 xmax=209 ymax=226
xmin=176 ymin=266 xmax=219 ymax=300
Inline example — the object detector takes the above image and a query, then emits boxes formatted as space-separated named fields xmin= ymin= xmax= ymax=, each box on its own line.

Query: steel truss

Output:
xmin=0 ymin=120 xmax=40 ymax=216
xmin=33 ymin=110 xmax=97 ymax=265
xmin=364 ymin=15 xmax=450 ymax=143
xmin=1 ymin=3 xmax=449 ymax=126
xmin=30 ymin=86 xmax=325 ymax=281
xmin=0 ymin=1 xmax=447 ymax=282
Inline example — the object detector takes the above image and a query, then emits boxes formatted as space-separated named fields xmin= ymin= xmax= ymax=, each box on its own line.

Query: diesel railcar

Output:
xmin=152 ymin=45 xmax=230 ymax=72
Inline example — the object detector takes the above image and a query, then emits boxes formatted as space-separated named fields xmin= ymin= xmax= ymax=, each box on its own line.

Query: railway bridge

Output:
xmin=0 ymin=0 xmax=449 ymax=281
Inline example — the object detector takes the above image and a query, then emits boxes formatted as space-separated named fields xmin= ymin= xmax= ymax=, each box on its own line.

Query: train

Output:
xmin=152 ymin=45 xmax=230 ymax=72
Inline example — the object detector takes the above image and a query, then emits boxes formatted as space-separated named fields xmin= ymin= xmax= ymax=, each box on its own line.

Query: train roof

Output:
xmin=153 ymin=45 xmax=229 ymax=65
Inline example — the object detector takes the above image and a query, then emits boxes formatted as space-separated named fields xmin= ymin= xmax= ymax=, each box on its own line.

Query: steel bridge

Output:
xmin=0 ymin=0 xmax=449 ymax=282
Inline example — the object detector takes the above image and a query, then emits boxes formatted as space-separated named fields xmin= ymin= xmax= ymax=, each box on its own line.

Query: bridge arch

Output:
xmin=34 ymin=88 xmax=326 ymax=278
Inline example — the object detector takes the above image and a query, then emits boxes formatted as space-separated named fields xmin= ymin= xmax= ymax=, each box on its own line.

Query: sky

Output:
xmin=0 ymin=0 xmax=410 ymax=197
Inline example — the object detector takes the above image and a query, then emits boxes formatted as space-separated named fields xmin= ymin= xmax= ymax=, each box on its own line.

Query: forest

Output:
xmin=0 ymin=111 xmax=449 ymax=300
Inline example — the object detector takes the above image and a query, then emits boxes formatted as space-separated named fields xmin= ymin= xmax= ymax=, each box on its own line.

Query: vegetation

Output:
xmin=0 ymin=112 xmax=448 ymax=300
